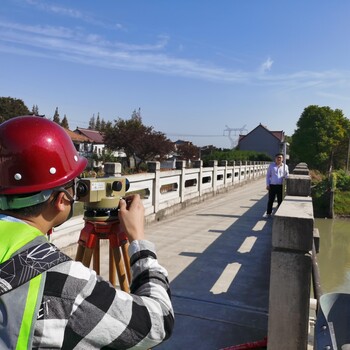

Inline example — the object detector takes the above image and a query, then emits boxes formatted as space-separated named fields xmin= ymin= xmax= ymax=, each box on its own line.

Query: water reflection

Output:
xmin=316 ymin=218 xmax=350 ymax=294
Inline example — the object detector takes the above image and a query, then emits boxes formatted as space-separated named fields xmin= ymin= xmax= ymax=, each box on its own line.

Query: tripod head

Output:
xmin=76 ymin=176 xmax=130 ymax=221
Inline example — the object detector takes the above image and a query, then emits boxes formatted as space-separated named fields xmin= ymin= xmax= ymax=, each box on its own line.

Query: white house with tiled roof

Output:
xmin=73 ymin=127 xmax=126 ymax=168
xmin=64 ymin=128 xmax=92 ymax=153
xmin=74 ymin=128 xmax=105 ymax=161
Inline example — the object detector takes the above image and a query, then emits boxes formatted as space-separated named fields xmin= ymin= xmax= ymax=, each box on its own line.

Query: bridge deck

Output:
xmin=146 ymin=178 xmax=271 ymax=349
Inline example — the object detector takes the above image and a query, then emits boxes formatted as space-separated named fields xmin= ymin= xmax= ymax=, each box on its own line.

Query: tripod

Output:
xmin=75 ymin=217 xmax=131 ymax=292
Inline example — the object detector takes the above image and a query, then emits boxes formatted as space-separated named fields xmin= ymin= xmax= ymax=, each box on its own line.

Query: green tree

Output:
xmin=100 ymin=119 xmax=107 ymax=131
xmin=89 ymin=114 xmax=96 ymax=129
xmin=53 ymin=107 xmax=60 ymax=124
xmin=61 ymin=114 xmax=69 ymax=129
xmin=291 ymin=105 xmax=350 ymax=173
xmin=32 ymin=104 xmax=39 ymax=115
xmin=88 ymin=113 xmax=110 ymax=131
xmin=176 ymin=142 xmax=200 ymax=161
xmin=104 ymin=113 xmax=174 ymax=170
xmin=0 ymin=97 xmax=30 ymax=122
xmin=201 ymin=149 xmax=270 ymax=166
xmin=95 ymin=113 xmax=101 ymax=130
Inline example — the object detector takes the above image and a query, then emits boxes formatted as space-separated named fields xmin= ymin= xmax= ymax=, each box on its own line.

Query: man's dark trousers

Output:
xmin=267 ymin=184 xmax=283 ymax=215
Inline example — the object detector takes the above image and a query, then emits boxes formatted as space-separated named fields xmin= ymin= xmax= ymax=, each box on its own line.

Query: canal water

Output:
xmin=315 ymin=218 xmax=350 ymax=294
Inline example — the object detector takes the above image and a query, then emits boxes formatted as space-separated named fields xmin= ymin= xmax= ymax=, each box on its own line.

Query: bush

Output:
xmin=201 ymin=150 xmax=271 ymax=166
xmin=310 ymin=171 xmax=330 ymax=217
xmin=311 ymin=169 xmax=350 ymax=217
xmin=334 ymin=191 xmax=350 ymax=216
xmin=333 ymin=169 xmax=350 ymax=191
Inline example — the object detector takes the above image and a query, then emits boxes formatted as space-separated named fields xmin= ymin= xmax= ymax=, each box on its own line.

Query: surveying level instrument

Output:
xmin=74 ymin=176 xmax=131 ymax=292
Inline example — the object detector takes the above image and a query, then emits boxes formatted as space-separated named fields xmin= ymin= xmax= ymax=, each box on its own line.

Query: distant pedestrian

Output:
xmin=265 ymin=153 xmax=289 ymax=217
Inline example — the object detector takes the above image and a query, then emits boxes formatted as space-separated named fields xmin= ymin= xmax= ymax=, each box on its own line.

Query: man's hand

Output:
xmin=118 ymin=194 xmax=145 ymax=242
xmin=266 ymin=185 xmax=270 ymax=191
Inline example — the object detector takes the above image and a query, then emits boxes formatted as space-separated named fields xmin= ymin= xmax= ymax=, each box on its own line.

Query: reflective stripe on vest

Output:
xmin=0 ymin=221 xmax=47 ymax=349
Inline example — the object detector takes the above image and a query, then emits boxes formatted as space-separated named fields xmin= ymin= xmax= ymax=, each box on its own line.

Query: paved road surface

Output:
xmin=146 ymin=178 xmax=271 ymax=349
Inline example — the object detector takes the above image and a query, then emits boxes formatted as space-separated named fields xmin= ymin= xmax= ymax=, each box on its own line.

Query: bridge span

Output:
xmin=54 ymin=172 xmax=315 ymax=349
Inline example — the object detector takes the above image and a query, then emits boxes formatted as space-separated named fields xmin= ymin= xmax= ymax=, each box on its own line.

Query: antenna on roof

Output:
xmin=223 ymin=124 xmax=248 ymax=149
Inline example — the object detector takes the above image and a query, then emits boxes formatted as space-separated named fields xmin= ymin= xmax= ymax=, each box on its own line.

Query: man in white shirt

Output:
xmin=265 ymin=153 xmax=289 ymax=217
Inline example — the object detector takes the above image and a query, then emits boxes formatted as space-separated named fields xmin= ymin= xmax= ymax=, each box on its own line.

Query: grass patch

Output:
xmin=334 ymin=190 xmax=350 ymax=216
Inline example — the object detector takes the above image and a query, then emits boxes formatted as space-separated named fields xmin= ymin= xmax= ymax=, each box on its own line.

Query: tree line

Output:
xmin=2 ymin=96 xmax=349 ymax=175
xmin=289 ymin=105 xmax=350 ymax=217
xmin=0 ymin=97 xmax=71 ymax=129
xmin=290 ymin=105 xmax=350 ymax=174
xmin=0 ymin=97 xmax=201 ymax=170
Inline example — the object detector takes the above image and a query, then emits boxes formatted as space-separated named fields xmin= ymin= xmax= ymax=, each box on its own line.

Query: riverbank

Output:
xmin=310 ymin=169 xmax=350 ymax=218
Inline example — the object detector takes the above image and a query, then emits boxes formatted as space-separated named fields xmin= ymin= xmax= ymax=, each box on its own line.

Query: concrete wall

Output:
xmin=267 ymin=164 xmax=313 ymax=350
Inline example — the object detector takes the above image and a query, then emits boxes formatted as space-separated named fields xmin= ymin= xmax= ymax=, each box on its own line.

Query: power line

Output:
xmin=166 ymin=133 xmax=225 ymax=137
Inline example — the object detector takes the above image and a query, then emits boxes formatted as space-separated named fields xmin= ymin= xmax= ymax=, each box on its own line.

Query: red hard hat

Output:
xmin=0 ymin=116 xmax=88 ymax=195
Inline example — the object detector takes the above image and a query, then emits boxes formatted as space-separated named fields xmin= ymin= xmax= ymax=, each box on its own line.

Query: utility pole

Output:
xmin=346 ymin=136 xmax=350 ymax=174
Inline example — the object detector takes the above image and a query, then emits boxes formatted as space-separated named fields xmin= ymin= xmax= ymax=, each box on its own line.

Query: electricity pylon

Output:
xmin=223 ymin=124 xmax=248 ymax=149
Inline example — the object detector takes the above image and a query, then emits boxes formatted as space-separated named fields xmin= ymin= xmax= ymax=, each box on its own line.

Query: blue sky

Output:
xmin=1 ymin=0 xmax=350 ymax=148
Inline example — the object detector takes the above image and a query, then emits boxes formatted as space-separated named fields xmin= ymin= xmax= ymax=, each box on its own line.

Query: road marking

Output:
xmin=238 ymin=236 xmax=257 ymax=253
xmin=210 ymin=262 xmax=241 ymax=294
xmin=252 ymin=220 xmax=267 ymax=231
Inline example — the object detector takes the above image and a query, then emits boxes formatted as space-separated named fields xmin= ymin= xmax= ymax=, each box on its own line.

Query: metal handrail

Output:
xmin=311 ymin=240 xmax=323 ymax=313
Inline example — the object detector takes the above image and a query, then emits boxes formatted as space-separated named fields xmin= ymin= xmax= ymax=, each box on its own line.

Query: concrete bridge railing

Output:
xmin=52 ymin=160 xmax=269 ymax=250
xmin=267 ymin=163 xmax=314 ymax=350
xmin=140 ymin=160 xmax=269 ymax=222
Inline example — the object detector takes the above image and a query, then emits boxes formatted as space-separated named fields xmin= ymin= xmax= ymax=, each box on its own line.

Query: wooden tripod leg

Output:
xmin=109 ymin=246 xmax=116 ymax=286
xmin=81 ymin=248 xmax=94 ymax=268
xmin=121 ymin=242 xmax=131 ymax=283
xmin=75 ymin=244 xmax=85 ymax=262
xmin=93 ymin=239 xmax=100 ymax=274
xmin=112 ymin=247 xmax=129 ymax=292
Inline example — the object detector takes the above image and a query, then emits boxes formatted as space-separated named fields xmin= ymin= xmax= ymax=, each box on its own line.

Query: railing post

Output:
xmin=286 ymin=174 xmax=311 ymax=196
xmin=176 ymin=160 xmax=186 ymax=203
xmin=227 ymin=160 xmax=234 ymax=187
xmin=267 ymin=168 xmax=314 ymax=350
xmin=208 ymin=160 xmax=218 ymax=193
xmin=231 ymin=161 xmax=236 ymax=186
xmin=147 ymin=161 xmax=160 ymax=214
xmin=193 ymin=160 xmax=203 ymax=196
xmin=104 ymin=162 xmax=122 ymax=176
xmin=238 ymin=161 xmax=242 ymax=185
xmin=253 ymin=161 xmax=257 ymax=179
xmin=219 ymin=160 xmax=228 ymax=187
xmin=245 ymin=161 xmax=248 ymax=182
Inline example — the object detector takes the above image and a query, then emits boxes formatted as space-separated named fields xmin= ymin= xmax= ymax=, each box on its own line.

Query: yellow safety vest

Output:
xmin=0 ymin=221 xmax=47 ymax=350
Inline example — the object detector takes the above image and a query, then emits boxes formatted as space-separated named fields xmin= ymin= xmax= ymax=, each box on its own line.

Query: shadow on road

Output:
xmin=157 ymin=191 xmax=273 ymax=349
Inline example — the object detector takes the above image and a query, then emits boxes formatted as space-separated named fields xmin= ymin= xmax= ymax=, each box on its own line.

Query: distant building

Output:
xmin=64 ymin=128 xmax=92 ymax=154
xmin=73 ymin=128 xmax=105 ymax=158
xmin=160 ymin=139 xmax=199 ymax=169
xmin=174 ymin=139 xmax=190 ymax=147
xmin=73 ymin=127 xmax=126 ymax=168
xmin=237 ymin=123 xmax=288 ymax=159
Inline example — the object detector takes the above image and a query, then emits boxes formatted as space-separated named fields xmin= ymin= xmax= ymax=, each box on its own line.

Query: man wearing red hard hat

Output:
xmin=0 ymin=116 xmax=174 ymax=349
